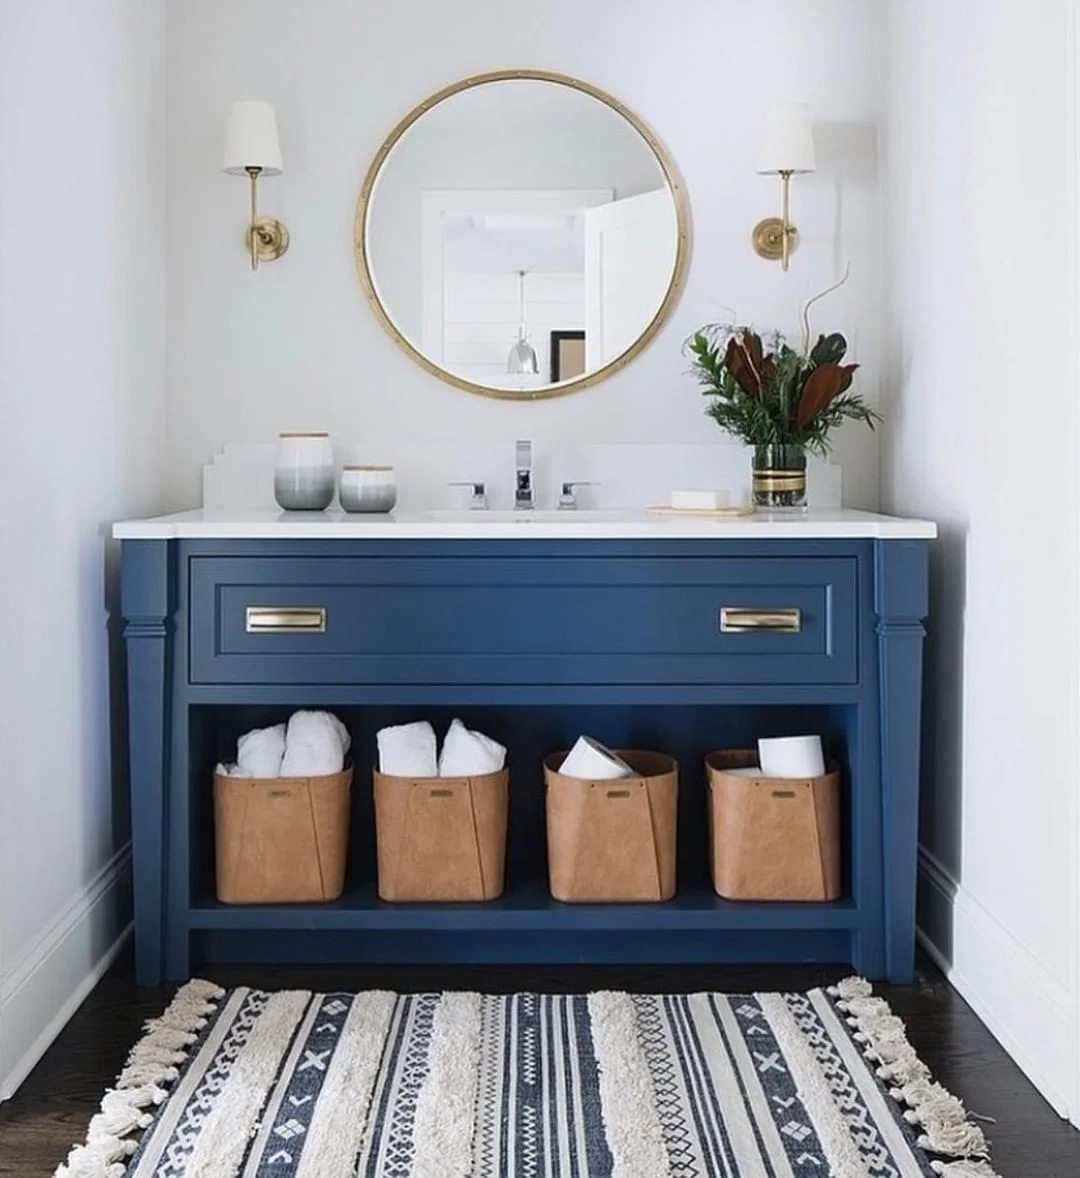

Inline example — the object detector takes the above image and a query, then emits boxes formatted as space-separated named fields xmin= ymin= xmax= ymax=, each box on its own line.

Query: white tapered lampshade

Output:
xmin=757 ymin=101 xmax=816 ymax=175
xmin=223 ymin=101 xmax=283 ymax=175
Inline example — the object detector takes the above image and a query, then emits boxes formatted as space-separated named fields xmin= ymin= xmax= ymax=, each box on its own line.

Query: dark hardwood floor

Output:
xmin=1 ymin=951 xmax=1077 ymax=1176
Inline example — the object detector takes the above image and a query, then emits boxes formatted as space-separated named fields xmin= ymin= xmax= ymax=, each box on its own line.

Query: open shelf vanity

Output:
xmin=115 ymin=508 xmax=935 ymax=985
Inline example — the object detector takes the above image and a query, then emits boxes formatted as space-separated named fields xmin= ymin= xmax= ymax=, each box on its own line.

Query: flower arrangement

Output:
xmin=685 ymin=323 xmax=878 ymax=456
xmin=684 ymin=277 xmax=880 ymax=509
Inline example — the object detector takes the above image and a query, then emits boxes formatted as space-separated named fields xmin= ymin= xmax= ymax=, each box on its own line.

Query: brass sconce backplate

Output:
xmin=752 ymin=216 xmax=797 ymax=263
xmin=245 ymin=217 xmax=290 ymax=264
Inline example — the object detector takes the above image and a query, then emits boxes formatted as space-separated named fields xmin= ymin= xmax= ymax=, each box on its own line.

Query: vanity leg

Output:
xmin=165 ymin=925 xmax=191 ymax=983
xmin=165 ymin=696 xmax=192 ymax=983
xmin=875 ymin=541 xmax=930 ymax=985
xmin=851 ymin=928 xmax=886 ymax=980
xmin=851 ymin=697 xmax=886 ymax=980
xmin=121 ymin=540 xmax=173 ymax=987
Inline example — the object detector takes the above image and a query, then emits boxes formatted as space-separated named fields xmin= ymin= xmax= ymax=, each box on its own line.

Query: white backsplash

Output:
xmin=203 ymin=441 xmax=842 ymax=512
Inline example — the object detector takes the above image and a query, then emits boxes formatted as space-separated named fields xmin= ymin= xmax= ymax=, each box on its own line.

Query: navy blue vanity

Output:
xmin=116 ymin=509 xmax=934 ymax=986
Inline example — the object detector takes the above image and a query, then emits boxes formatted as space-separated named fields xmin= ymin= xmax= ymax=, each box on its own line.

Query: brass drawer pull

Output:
xmin=245 ymin=606 xmax=327 ymax=634
xmin=720 ymin=607 xmax=802 ymax=634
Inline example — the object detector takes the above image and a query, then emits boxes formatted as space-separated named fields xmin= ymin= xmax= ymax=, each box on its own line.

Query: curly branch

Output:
xmin=801 ymin=264 xmax=852 ymax=356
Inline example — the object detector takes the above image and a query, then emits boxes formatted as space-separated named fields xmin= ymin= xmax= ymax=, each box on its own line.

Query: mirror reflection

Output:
xmin=358 ymin=74 xmax=686 ymax=398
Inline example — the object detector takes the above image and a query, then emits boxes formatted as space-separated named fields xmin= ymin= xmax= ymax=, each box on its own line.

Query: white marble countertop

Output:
xmin=113 ymin=507 xmax=937 ymax=540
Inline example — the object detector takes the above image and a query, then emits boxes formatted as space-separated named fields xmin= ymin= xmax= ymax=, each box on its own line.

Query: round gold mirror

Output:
xmin=355 ymin=70 xmax=690 ymax=400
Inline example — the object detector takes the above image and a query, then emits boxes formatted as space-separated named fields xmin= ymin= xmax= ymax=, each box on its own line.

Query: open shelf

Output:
xmin=185 ymin=701 xmax=861 ymax=971
xmin=188 ymin=880 xmax=859 ymax=933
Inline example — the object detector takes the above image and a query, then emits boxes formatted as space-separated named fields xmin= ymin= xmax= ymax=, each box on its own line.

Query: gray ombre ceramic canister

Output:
xmin=340 ymin=465 xmax=397 ymax=513
xmin=274 ymin=432 xmax=335 ymax=511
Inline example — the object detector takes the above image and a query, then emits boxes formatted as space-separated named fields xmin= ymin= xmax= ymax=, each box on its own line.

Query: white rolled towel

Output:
xmin=280 ymin=710 xmax=351 ymax=778
xmin=558 ymin=736 xmax=637 ymax=780
xmin=225 ymin=723 xmax=286 ymax=778
xmin=757 ymin=734 xmax=825 ymax=779
xmin=438 ymin=718 xmax=507 ymax=777
xmin=377 ymin=720 xmax=438 ymax=778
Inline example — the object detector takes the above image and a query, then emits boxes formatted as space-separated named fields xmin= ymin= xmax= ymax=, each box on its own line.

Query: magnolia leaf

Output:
xmin=796 ymin=363 xmax=859 ymax=428
xmin=742 ymin=331 xmax=764 ymax=372
xmin=725 ymin=335 xmax=760 ymax=397
xmin=810 ymin=333 xmax=848 ymax=367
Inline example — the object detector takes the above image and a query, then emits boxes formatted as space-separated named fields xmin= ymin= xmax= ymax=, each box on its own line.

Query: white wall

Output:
xmin=882 ymin=0 xmax=1080 ymax=1121
xmin=165 ymin=0 xmax=885 ymax=510
xmin=0 ymin=0 xmax=166 ymax=1097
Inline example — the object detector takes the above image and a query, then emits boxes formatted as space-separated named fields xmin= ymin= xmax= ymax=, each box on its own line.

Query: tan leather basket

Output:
xmin=544 ymin=750 xmax=678 ymax=903
xmin=705 ymin=750 xmax=841 ymax=901
xmin=213 ymin=766 xmax=353 ymax=904
xmin=373 ymin=768 xmax=509 ymax=902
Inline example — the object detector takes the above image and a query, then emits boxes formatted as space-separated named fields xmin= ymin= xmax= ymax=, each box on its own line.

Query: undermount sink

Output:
xmin=423 ymin=509 xmax=625 ymax=523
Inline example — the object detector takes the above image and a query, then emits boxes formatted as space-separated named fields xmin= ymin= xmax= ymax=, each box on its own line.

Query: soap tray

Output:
xmin=647 ymin=505 xmax=754 ymax=519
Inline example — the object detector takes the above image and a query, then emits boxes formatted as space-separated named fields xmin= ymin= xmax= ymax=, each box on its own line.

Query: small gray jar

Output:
xmin=340 ymin=466 xmax=397 ymax=513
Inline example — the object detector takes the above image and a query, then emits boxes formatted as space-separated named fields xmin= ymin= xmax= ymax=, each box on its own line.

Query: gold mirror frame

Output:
xmin=354 ymin=69 xmax=691 ymax=402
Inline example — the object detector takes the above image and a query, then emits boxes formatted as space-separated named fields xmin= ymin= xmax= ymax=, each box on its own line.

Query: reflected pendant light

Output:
xmin=506 ymin=270 xmax=540 ymax=375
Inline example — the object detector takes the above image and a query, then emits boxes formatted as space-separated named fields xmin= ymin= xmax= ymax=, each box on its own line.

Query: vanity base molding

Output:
xmin=118 ymin=535 xmax=929 ymax=986
xmin=192 ymin=928 xmax=856 ymax=969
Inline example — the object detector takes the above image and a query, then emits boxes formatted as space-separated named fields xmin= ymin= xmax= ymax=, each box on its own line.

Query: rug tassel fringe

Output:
xmin=829 ymin=978 xmax=1001 ymax=1178
xmin=929 ymin=1161 xmax=1002 ymax=1177
xmin=53 ymin=979 xmax=225 ymax=1178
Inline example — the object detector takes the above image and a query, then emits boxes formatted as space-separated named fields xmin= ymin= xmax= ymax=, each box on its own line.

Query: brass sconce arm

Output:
xmin=752 ymin=170 xmax=798 ymax=272
xmin=246 ymin=166 xmax=261 ymax=270
xmin=244 ymin=166 xmax=289 ymax=271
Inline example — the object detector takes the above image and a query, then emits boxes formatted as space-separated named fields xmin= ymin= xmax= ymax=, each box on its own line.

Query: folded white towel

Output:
xmin=228 ymin=723 xmax=286 ymax=778
xmin=280 ymin=710 xmax=350 ymax=778
xmin=558 ymin=736 xmax=637 ymax=781
xmin=438 ymin=718 xmax=506 ymax=777
xmin=377 ymin=720 xmax=438 ymax=778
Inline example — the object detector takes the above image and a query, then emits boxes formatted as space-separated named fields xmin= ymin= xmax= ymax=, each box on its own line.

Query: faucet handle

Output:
xmin=558 ymin=481 xmax=595 ymax=510
xmin=448 ymin=481 xmax=487 ymax=510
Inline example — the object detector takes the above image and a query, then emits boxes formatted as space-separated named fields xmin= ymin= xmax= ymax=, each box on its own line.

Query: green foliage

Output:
xmin=685 ymin=323 xmax=880 ymax=456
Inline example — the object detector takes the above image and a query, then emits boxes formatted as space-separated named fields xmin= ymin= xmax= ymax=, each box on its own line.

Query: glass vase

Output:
xmin=751 ymin=443 xmax=807 ymax=512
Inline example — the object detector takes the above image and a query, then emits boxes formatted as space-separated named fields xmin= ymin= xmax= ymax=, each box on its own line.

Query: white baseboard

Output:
xmin=0 ymin=846 xmax=133 ymax=1101
xmin=918 ymin=846 xmax=1077 ymax=1123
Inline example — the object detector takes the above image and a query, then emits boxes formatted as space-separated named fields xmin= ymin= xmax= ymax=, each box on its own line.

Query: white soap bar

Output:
xmin=670 ymin=489 xmax=730 ymax=511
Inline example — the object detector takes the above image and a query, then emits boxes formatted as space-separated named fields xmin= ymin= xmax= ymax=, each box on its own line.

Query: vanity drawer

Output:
xmin=189 ymin=555 xmax=858 ymax=686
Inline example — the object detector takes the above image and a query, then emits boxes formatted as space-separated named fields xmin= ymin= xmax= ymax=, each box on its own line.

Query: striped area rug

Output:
xmin=55 ymin=978 xmax=1001 ymax=1178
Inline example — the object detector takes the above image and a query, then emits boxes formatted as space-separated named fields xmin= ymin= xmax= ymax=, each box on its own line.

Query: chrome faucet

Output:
xmin=558 ymin=481 xmax=594 ymax=510
xmin=514 ymin=439 xmax=534 ymax=510
xmin=448 ymin=481 xmax=488 ymax=510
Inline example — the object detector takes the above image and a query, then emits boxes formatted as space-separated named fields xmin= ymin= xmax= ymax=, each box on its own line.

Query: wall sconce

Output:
xmin=223 ymin=100 xmax=289 ymax=270
xmin=752 ymin=101 xmax=816 ymax=271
